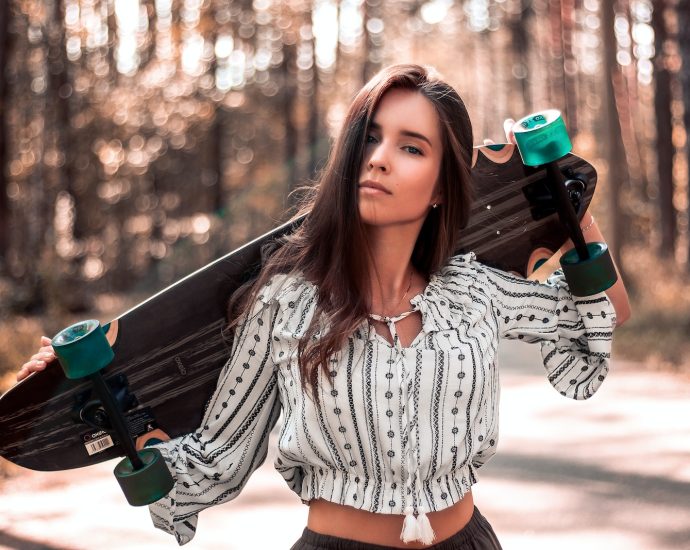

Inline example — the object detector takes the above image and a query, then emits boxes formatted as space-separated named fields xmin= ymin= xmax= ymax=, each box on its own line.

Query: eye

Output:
xmin=366 ymin=134 xmax=378 ymax=144
xmin=404 ymin=145 xmax=423 ymax=156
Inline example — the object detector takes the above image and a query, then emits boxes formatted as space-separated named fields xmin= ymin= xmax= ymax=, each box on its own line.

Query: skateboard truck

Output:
xmin=512 ymin=110 xmax=617 ymax=296
xmin=52 ymin=320 xmax=174 ymax=506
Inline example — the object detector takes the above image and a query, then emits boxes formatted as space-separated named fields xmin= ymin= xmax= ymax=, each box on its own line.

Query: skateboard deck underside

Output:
xmin=0 ymin=144 xmax=596 ymax=471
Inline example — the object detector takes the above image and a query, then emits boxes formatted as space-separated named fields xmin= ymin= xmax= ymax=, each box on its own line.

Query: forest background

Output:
xmin=1 ymin=0 xmax=690 ymax=390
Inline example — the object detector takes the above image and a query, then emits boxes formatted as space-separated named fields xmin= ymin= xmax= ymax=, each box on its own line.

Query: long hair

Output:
xmin=227 ymin=64 xmax=474 ymax=399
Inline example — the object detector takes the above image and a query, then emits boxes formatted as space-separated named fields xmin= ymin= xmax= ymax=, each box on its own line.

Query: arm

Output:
xmin=482 ymin=262 xmax=616 ymax=400
xmin=148 ymin=295 xmax=282 ymax=545
xmin=559 ymin=212 xmax=631 ymax=327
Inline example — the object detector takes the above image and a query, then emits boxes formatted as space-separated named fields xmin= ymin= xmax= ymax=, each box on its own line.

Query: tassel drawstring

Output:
xmin=400 ymin=504 xmax=436 ymax=545
xmin=382 ymin=312 xmax=435 ymax=546
xmin=401 ymin=506 xmax=419 ymax=543
xmin=416 ymin=505 xmax=436 ymax=545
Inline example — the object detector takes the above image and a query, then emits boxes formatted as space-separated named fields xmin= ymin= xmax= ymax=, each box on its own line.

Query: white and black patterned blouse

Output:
xmin=148 ymin=252 xmax=616 ymax=545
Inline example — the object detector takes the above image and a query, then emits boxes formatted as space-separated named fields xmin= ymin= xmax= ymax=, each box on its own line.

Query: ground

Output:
xmin=1 ymin=340 xmax=688 ymax=550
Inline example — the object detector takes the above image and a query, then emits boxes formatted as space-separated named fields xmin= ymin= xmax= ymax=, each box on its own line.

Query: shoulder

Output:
xmin=431 ymin=252 xmax=491 ymax=290
xmin=253 ymin=272 xmax=319 ymax=343
xmin=437 ymin=252 xmax=482 ymax=277
xmin=257 ymin=272 xmax=318 ymax=309
xmin=440 ymin=252 xmax=546 ymax=292
xmin=414 ymin=253 xmax=489 ymax=329
xmin=422 ymin=252 xmax=540 ymax=326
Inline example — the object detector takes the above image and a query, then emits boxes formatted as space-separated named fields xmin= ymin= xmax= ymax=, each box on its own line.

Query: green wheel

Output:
xmin=114 ymin=448 xmax=175 ymax=506
xmin=52 ymin=320 xmax=114 ymax=379
xmin=512 ymin=109 xmax=572 ymax=166
xmin=560 ymin=242 xmax=618 ymax=296
xmin=533 ymin=258 xmax=549 ymax=271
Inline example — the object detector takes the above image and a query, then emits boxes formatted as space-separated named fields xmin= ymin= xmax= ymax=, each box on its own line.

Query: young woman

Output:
xmin=20 ymin=64 xmax=630 ymax=549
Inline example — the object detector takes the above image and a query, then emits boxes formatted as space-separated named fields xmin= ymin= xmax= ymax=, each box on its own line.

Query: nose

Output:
xmin=366 ymin=143 xmax=390 ymax=173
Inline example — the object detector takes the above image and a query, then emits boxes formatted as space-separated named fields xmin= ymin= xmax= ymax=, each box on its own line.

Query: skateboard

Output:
xmin=0 ymin=110 xmax=616 ymax=506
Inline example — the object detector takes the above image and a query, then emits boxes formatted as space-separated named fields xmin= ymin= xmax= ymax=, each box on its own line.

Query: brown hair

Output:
xmin=228 ymin=64 xmax=474 ymax=398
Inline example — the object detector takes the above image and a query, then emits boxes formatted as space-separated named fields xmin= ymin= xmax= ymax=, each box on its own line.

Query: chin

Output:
xmin=358 ymin=205 xmax=378 ymax=225
xmin=358 ymin=204 xmax=427 ymax=228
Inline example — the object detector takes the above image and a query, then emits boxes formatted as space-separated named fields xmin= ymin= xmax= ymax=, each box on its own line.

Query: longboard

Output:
xmin=0 ymin=143 xmax=596 ymax=471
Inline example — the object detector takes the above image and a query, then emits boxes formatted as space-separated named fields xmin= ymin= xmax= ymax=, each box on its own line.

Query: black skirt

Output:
xmin=290 ymin=506 xmax=502 ymax=550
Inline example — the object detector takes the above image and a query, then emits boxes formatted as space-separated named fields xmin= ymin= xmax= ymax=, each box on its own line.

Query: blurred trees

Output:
xmin=0 ymin=0 xmax=689 ymax=315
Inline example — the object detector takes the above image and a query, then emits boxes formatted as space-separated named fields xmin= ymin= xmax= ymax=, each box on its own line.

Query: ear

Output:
xmin=430 ymin=177 xmax=443 ymax=207
xmin=430 ymin=191 xmax=443 ymax=207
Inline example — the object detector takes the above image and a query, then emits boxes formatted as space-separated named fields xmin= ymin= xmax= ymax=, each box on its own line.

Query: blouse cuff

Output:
xmin=541 ymin=270 xmax=617 ymax=399
xmin=148 ymin=440 xmax=198 ymax=546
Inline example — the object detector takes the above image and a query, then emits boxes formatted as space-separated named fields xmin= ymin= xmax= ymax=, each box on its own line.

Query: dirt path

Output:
xmin=1 ymin=341 xmax=688 ymax=549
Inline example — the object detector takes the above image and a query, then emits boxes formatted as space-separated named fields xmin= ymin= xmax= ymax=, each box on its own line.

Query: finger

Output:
xmin=29 ymin=359 xmax=47 ymax=371
xmin=38 ymin=346 xmax=55 ymax=357
xmin=30 ymin=351 xmax=53 ymax=362
xmin=504 ymin=118 xmax=516 ymax=144
xmin=41 ymin=336 xmax=52 ymax=345
xmin=28 ymin=356 xmax=48 ymax=367
xmin=18 ymin=361 xmax=42 ymax=381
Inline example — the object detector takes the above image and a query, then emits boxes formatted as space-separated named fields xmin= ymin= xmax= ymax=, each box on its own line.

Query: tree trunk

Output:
xmin=0 ymin=0 xmax=10 ymax=269
xmin=282 ymin=42 xmax=298 ymax=200
xmin=212 ymin=108 xmax=226 ymax=216
xmin=361 ymin=0 xmax=381 ymax=85
xmin=509 ymin=0 xmax=532 ymax=113
xmin=548 ymin=0 xmax=566 ymax=113
xmin=602 ymin=0 xmax=631 ymax=284
xmin=560 ymin=0 xmax=578 ymax=133
xmin=42 ymin=0 xmax=90 ymax=312
xmin=678 ymin=0 xmax=690 ymax=270
xmin=308 ymin=29 xmax=320 ymax=179
xmin=652 ymin=0 xmax=676 ymax=258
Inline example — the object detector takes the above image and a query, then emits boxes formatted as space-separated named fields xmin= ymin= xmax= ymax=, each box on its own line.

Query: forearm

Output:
xmin=559 ymin=212 xmax=631 ymax=326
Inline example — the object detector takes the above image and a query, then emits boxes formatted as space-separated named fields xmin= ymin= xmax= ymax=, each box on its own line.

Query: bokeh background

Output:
xmin=1 ymin=2 xmax=689 ymax=420
xmin=1 ymin=2 xmax=690 ymax=548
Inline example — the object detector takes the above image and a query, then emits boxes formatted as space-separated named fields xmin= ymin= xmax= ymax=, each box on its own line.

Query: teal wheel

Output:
xmin=114 ymin=448 xmax=175 ymax=506
xmin=52 ymin=320 xmax=114 ymax=379
xmin=560 ymin=242 xmax=618 ymax=296
xmin=512 ymin=109 xmax=572 ymax=166
xmin=533 ymin=258 xmax=549 ymax=271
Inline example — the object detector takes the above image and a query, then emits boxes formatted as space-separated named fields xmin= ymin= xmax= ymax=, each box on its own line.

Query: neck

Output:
xmin=365 ymin=224 xmax=421 ymax=312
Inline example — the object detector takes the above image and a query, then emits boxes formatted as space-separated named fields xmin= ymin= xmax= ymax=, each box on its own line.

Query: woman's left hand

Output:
xmin=484 ymin=117 xmax=631 ymax=326
xmin=483 ymin=118 xmax=517 ymax=146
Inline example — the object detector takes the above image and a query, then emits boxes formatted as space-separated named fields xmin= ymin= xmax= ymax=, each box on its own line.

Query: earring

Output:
xmin=432 ymin=203 xmax=438 ymax=209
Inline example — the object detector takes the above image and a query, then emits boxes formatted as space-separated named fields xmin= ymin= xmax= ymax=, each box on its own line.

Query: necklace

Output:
xmin=370 ymin=268 xmax=413 ymax=319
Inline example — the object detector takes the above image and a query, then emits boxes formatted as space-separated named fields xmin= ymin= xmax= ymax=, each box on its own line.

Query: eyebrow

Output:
xmin=369 ymin=121 xmax=433 ymax=148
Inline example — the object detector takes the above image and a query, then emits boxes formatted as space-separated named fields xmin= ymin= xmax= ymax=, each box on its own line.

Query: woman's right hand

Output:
xmin=17 ymin=336 xmax=56 ymax=382
xmin=135 ymin=429 xmax=171 ymax=451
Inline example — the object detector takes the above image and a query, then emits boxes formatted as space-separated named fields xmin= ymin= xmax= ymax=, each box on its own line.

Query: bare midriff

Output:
xmin=306 ymin=491 xmax=475 ymax=548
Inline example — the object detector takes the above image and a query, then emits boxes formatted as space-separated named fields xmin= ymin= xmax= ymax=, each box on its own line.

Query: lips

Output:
xmin=358 ymin=180 xmax=391 ymax=194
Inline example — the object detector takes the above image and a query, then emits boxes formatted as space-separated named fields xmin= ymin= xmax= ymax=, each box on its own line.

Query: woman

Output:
xmin=20 ymin=64 xmax=630 ymax=549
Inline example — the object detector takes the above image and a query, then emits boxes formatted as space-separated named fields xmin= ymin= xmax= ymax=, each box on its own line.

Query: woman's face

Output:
xmin=358 ymin=88 xmax=443 ymax=228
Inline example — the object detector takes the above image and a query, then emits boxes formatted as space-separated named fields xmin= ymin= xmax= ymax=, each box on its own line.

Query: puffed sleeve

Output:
xmin=481 ymin=264 xmax=616 ymax=400
xmin=147 ymin=292 xmax=282 ymax=545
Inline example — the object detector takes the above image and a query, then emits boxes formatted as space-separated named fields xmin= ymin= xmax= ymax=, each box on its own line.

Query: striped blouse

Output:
xmin=148 ymin=252 xmax=616 ymax=545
